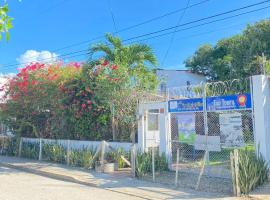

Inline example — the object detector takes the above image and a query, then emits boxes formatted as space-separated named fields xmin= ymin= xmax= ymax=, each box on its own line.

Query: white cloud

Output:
xmin=17 ymin=50 xmax=58 ymax=66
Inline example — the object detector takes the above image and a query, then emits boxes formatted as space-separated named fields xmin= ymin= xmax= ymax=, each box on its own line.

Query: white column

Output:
xmin=137 ymin=105 xmax=145 ymax=152
xmin=252 ymin=75 xmax=270 ymax=166
xmin=159 ymin=103 xmax=172 ymax=165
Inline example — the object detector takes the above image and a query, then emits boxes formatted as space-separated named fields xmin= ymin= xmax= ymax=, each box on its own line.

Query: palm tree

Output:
xmin=88 ymin=33 xmax=157 ymax=71
xmin=88 ymin=34 xmax=159 ymax=142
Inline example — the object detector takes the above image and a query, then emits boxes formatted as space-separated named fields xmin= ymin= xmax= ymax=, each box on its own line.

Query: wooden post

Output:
xmin=175 ymin=148 xmax=180 ymax=187
xmin=152 ymin=148 xmax=155 ymax=182
xmin=111 ymin=104 xmax=116 ymax=141
xmin=230 ymin=151 xmax=237 ymax=196
xmin=131 ymin=144 xmax=136 ymax=177
xmin=38 ymin=138 xmax=42 ymax=161
xmin=67 ymin=139 xmax=71 ymax=165
xmin=100 ymin=141 xmax=106 ymax=169
xmin=234 ymin=149 xmax=241 ymax=196
xmin=18 ymin=137 xmax=22 ymax=157
xmin=196 ymin=151 xmax=207 ymax=190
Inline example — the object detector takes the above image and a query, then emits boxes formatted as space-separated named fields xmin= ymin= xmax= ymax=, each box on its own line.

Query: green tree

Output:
xmin=88 ymin=33 xmax=158 ymax=90
xmin=0 ymin=4 xmax=12 ymax=41
xmin=88 ymin=33 xmax=159 ymax=141
xmin=185 ymin=20 xmax=270 ymax=81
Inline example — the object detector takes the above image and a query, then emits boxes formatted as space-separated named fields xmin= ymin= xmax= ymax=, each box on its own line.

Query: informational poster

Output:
xmin=219 ymin=112 xmax=245 ymax=147
xmin=177 ymin=113 xmax=196 ymax=144
xmin=194 ymin=135 xmax=221 ymax=152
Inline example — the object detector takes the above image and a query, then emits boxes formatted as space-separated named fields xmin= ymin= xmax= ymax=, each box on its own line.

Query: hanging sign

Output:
xmin=168 ymin=98 xmax=203 ymax=113
xmin=168 ymin=94 xmax=252 ymax=112
xmin=219 ymin=112 xmax=245 ymax=147
xmin=207 ymin=93 xmax=252 ymax=111
xmin=177 ymin=113 xmax=196 ymax=144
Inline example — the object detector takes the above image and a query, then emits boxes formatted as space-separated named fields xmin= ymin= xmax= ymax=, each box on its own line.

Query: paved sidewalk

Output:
xmin=0 ymin=155 xmax=264 ymax=200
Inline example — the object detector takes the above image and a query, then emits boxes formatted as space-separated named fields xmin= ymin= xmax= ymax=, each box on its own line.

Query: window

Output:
xmin=147 ymin=109 xmax=159 ymax=131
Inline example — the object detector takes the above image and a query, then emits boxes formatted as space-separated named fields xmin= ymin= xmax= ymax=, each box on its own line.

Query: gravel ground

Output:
xmin=141 ymin=170 xmax=233 ymax=194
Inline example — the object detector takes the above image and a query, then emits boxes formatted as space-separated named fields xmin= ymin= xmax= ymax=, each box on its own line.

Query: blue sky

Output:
xmin=0 ymin=0 xmax=270 ymax=74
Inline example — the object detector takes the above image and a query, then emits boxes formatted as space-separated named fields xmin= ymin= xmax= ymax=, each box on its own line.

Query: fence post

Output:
xmin=175 ymin=148 xmax=179 ymax=187
xmin=100 ymin=140 xmax=106 ymax=169
xmin=67 ymin=139 xmax=71 ymax=165
xmin=196 ymin=151 xmax=207 ymax=190
xmin=152 ymin=148 xmax=155 ymax=182
xmin=234 ymin=149 xmax=241 ymax=197
xmin=39 ymin=138 xmax=42 ymax=161
xmin=131 ymin=144 xmax=136 ymax=178
xmin=18 ymin=137 xmax=22 ymax=157
xmin=230 ymin=151 xmax=237 ymax=196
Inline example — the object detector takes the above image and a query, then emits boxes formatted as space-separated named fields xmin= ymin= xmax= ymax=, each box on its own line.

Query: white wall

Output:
xmin=22 ymin=138 xmax=133 ymax=152
xmin=156 ymin=69 xmax=206 ymax=89
xmin=252 ymin=75 xmax=270 ymax=167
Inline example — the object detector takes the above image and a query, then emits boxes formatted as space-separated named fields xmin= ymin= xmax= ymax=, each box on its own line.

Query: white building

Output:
xmin=156 ymin=69 xmax=206 ymax=94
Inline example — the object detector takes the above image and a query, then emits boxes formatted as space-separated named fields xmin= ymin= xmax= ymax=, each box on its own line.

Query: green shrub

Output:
xmin=135 ymin=150 xmax=168 ymax=177
xmin=69 ymin=148 xmax=95 ymax=169
xmin=0 ymin=138 xmax=19 ymax=156
xmin=21 ymin=142 xmax=39 ymax=159
xmin=238 ymin=148 xmax=269 ymax=195
xmin=42 ymin=143 xmax=66 ymax=163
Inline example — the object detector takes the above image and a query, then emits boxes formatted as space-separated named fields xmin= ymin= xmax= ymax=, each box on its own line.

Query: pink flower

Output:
xmin=102 ymin=60 xmax=109 ymax=66
xmin=111 ymin=65 xmax=118 ymax=70
xmin=81 ymin=103 xmax=86 ymax=109
xmin=87 ymin=100 xmax=91 ymax=104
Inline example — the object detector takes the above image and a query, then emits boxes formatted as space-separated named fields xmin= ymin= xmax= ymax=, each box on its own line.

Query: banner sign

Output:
xmin=177 ymin=113 xmax=196 ymax=145
xmin=207 ymin=93 xmax=252 ymax=111
xmin=168 ymin=94 xmax=251 ymax=112
xmin=219 ymin=112 xmax=245 ymax=147
xmin=168 ymin=98 xmax=203 ymax=113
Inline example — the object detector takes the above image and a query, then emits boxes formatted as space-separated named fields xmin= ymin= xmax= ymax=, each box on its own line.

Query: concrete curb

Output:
xmin=0 ymin=162 xmax=160 ymax=200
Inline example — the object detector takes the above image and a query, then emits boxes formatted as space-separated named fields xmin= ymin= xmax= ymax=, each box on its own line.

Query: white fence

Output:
xmin=21 ymin=137 xmax=133 ymax=152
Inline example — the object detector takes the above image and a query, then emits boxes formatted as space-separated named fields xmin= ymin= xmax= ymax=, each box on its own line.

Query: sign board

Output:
xmin=194 ymin=135 xmax=221 ymax=152
xmin=219 ymin=112 xmax=245 ymax=147
xmin=177 ymin=113 xmax=196 ymax=144
xmin=207 ymin=93 xmax=252 ymax=111
xmin=169 ymin=98 xmax=203 ymax=113
xmin=168 ymin=94 xmax=252 ymax=112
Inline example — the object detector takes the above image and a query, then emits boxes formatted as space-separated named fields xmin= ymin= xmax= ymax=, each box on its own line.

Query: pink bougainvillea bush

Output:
xmin=2 ymin=60 xmax=127 ymax=140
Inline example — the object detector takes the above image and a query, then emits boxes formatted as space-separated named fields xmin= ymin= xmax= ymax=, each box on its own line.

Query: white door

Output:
xmin=145 ymin=109 xmax=160 ymax=150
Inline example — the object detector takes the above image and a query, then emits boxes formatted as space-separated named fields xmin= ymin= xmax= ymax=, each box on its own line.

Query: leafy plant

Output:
xmin=0 ymin=4 xmax=13 ymax=41
xmin=0 ymin=138 xmax=18 ymax=156
xmin=69 ymin=148 xmax=95 ymax=169
xmin=42 ymin=143 xmax=66 ymax=163
xmin=21 ymin=142 xmax=39 ymax=159
xmin=135 ymin=150 xmax=168 ymax=177
xmin=238 ymin=148 xmax=269 ymax=195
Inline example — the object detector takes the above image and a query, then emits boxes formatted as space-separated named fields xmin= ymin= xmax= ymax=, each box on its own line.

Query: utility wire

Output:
xmin=126 ymin=4 xmax=270 ymax=44
xmin=1 ymin=1 xmax=270 ymax=70
xmin=22 ymin=0 xmax=213 ymax=55
xmin=161 ymin=0 xmax=191 ymax=66
xmin=122 ymin=0 xmax=270 ymax=42
xmin=107 ymin=0 xmax=118 ymax=32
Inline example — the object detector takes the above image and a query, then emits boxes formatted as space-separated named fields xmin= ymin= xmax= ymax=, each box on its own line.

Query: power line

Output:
xmin=161 ymin=0 xmax=191 ymax=66
xmin=53 ymin=0 xmax=211 ymax=52
xmin=126 ymin=4 xmax=270 ymax=44
xmin=107 ymin=0 xmax=118 ymax=32
xmin=7 ymin=0 xmax=212 ymax=59
xmin=1 ymin=1 xmax=270 ymax=71
xmin=122 ymin=0 xmax=270 ymax=42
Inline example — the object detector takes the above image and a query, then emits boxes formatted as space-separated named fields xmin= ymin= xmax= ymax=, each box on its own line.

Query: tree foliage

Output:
xmin=185 ymin=20 xmax=270 ymax=81
xmin=0 ymin=4 xmax=12 ymax=41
